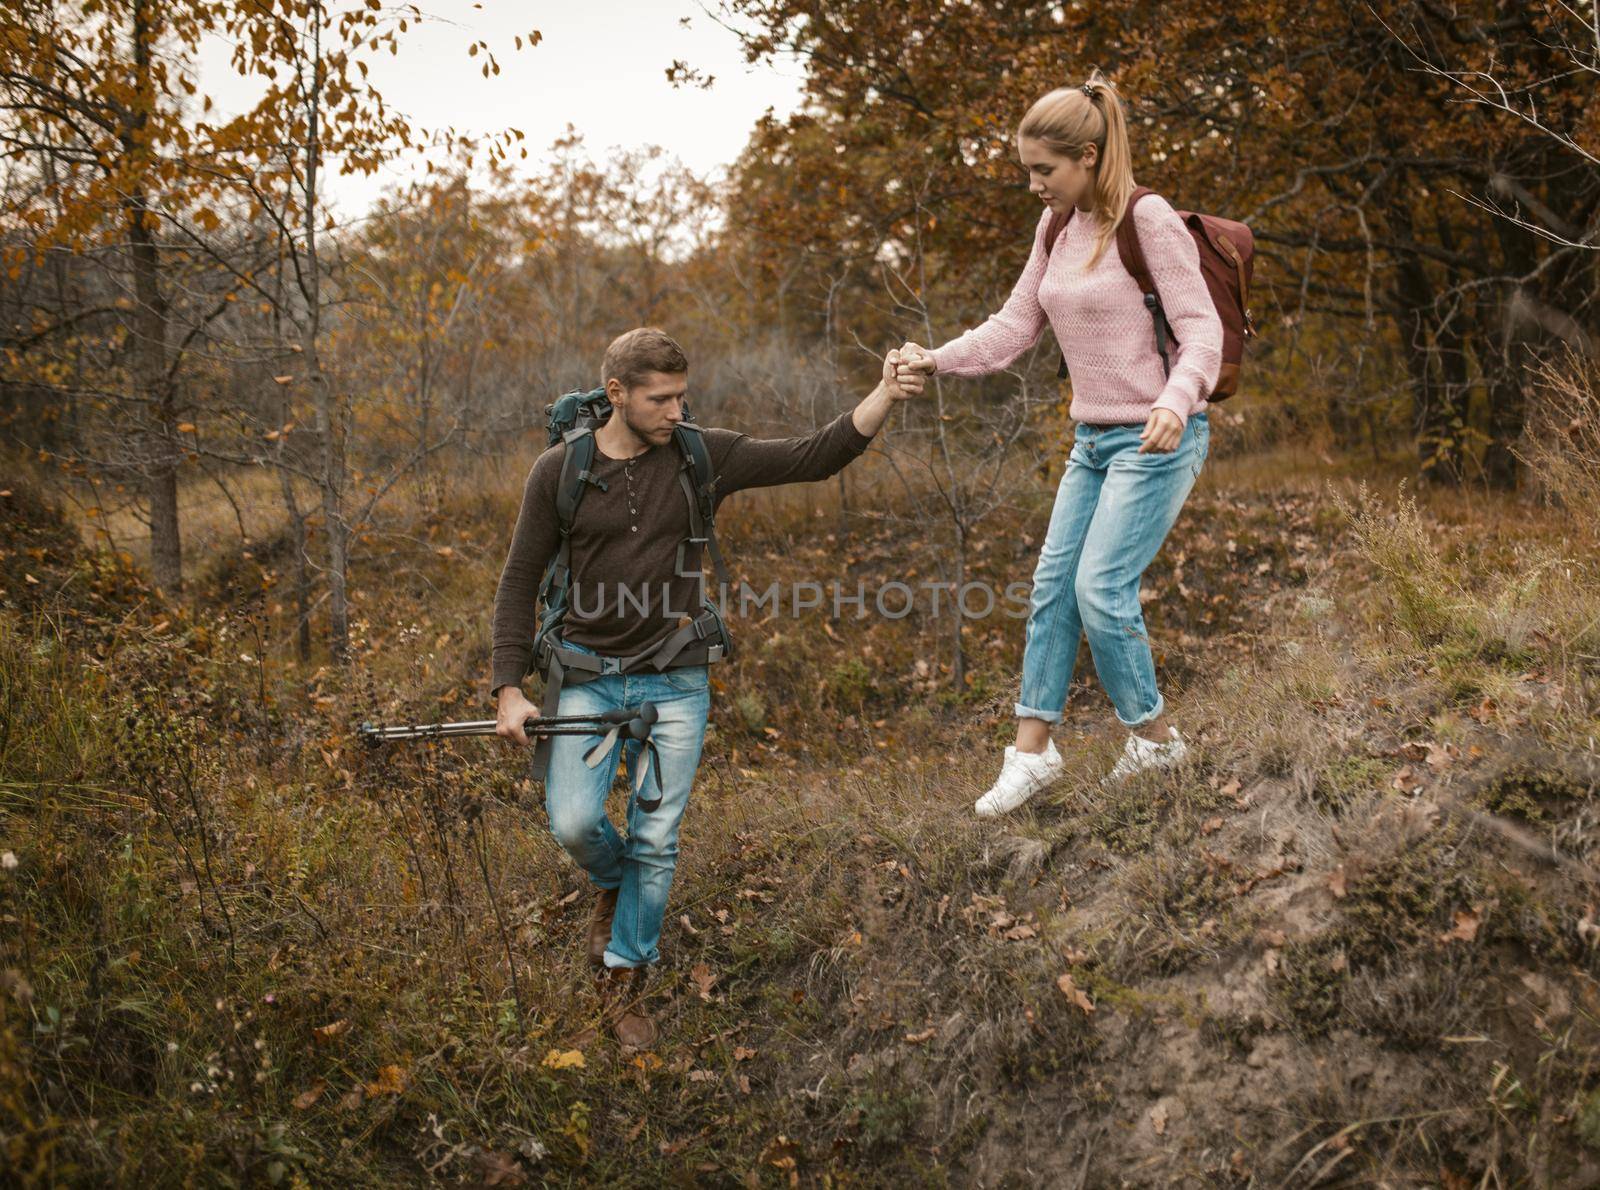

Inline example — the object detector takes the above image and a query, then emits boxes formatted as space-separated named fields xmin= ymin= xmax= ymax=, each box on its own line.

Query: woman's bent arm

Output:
xmin=928 ymin=209 xmax=1054 ymax=377
xmin=1137 ymin=196 xmax=1223 ymax=425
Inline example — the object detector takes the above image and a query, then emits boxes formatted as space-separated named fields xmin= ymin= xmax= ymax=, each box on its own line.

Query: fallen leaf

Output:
xmin=292 ymin=1080 xmax=327 ymax=1110
xmin=687 ymin=1068 xmax=716 ymax=1083
xmin=690 ymin=963 xmax=718 ymax=1001
xmin=1056 ymin=972 xmax=1095 ymax=1014
xmin=312 ymin=1018 xmax=350 ymax=1045
xmin=903 ymin=1027 xmax=937 ymax=1045
xmin=1440 ymin=905 xmax=1483 ymax=944
xmin=1219 ymin=777 xmax=1242 ymax=799
xmin=1327 ymin=866 xmax=1348 ymax=900
xmin=365 ymin=1064 xmax=408 ymax=1096
xmin=1392 ymin=764 xmax=1417 ymax=791
xmin=733 ymin=1045 xmax=757 ymax=1061
xmin=1200 ymin=817 xmax=1224 ymax=836
xmin=541 ymin=1049 xmax=586 ymax=1070
xmin=1150 ymin=1102 xmax=1169 ymax=1136
xmin=1002 ymin=922 xmax=1037 ymax=942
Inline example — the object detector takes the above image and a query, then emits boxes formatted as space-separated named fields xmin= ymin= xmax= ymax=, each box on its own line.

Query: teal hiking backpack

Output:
xmin=528 ymin=388 xmax=732 ymax=782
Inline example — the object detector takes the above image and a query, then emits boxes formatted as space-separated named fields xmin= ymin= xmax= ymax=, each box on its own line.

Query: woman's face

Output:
xmin=1019 ymin=135 xmax=1098 ymax=214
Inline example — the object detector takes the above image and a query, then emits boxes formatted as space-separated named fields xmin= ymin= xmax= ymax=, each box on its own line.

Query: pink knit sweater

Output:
xmin=931 ymin=195 xmax=1223 ymax=426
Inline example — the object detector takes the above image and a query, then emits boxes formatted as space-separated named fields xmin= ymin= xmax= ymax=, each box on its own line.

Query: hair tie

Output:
xmin=1080 ymin=83 xmax=1096 ymax=100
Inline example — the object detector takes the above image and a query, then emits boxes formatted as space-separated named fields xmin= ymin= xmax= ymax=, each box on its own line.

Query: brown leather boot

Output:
xmin=596 ymin=966 xmax=657 ymax=1050
xmin=587 ymin=887 xmax=619 ymax=967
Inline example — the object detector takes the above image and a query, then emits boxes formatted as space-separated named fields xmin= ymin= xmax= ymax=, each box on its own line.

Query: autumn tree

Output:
xmin=711 ymin=0 xmax=1598 ymax=484
xmin=0 ymin=0 xmax=256 ymax=590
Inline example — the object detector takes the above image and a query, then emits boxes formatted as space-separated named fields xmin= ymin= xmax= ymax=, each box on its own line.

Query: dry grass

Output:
xmin=3 ymin=431 xmax=1600 ymax=1185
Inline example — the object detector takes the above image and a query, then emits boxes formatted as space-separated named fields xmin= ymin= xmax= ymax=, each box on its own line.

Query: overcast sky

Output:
xmin=195 ymin=1 xmax=805 ymax=216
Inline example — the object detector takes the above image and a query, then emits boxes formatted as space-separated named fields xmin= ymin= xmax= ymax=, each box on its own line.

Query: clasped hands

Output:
xmin=889 ymin=340 xmax=1183 ymax=454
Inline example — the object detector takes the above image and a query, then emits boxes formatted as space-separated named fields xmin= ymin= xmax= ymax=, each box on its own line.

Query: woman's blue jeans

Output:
xmin=1016 ymin=413 xmax=1209 ymax=729
xmin=542 ymin=645 xmax=710 ymax=969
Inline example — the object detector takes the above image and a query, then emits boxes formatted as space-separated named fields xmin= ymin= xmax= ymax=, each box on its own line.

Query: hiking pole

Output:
xmin=357 ymin=703 xmax=655 ymax=744
xmin=357 ymin=702 xmax=668 ymax=811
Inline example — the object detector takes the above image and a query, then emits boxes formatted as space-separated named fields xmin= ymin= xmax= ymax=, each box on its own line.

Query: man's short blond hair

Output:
xmin=601 ymin=327 xmax=688 ymax=390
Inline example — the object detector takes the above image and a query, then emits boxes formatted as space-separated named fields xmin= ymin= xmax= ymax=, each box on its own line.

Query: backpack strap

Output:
xmin=1043 ymin=210 xmax=1073 ymax=380
xmin=1114 ymin=187 xmax=1173 ymax=379
xmin=671 ymin=423 xmax=732 ymax=589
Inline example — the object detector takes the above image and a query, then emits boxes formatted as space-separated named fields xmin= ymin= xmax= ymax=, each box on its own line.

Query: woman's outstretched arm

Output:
xmin=922 ymin=209 xmax=1055 ymax=377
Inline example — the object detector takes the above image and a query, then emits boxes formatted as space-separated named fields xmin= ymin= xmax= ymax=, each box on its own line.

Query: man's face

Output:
xmin=614 ymin=371 xmax=687 ymax=444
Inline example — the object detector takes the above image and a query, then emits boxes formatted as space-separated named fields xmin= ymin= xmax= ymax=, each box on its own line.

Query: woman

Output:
xmin=898 ymin=73 xmax=1222 ymax=817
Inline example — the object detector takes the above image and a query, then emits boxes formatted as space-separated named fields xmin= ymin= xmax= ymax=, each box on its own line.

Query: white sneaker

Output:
xmin=1102 ymin=727 xmax=1188 ymax=787
xmin=975 ymin=739 xmax=1066 ymax=817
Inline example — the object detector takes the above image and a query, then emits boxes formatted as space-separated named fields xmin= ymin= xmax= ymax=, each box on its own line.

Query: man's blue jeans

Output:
xmin=543 ymin=646 xmax=709 ymax=969
xmin=1016 ymin=413 xmax=1210 ymax=729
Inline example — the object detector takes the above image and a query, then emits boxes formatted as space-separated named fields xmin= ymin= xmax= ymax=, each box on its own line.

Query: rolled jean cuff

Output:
xmin=603 ymin=950 xmax=649 ymax=970
xmin=1113 ymin=692 xmax=1165 ymax=730
xmin=1014 ymin=702 xmax=1065 ymax=724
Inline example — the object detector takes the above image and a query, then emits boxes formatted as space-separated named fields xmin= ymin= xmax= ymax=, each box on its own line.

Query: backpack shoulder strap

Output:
xmin=671 ymin=423 xmax=732 ymax=588
xmin=555 ymin=426 xmax=602 ymax=533
xmin=1043 ymin=209 xmax=1071 ymax=258
xmin=1115 ymin=187 xmax=1159 ymax=296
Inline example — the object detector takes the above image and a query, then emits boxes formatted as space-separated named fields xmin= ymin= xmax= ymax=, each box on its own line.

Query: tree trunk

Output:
xmin=302 ymin=4 xmax=348 ymax=659
xmin=128 ymin=1 xmax=181 ymax=592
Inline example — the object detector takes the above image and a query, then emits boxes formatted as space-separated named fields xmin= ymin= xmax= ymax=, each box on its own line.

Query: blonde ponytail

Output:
xmin=1018 ymin=70 xmax=1137 ymax=269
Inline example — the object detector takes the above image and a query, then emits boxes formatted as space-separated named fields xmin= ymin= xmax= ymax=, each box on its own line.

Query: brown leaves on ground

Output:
xmin=690 ymin=962 xmax=719 ymax=1001
xmin=291 ymin=1080 xmax=327 ymax=1110
xmin=960 ymin=892 xmax=1038 ymax=940
xmin=311 ymin=1018 xmax=350 ymax=1045
xmin=1057 ymin=972 xmax=1095 ymax=1014
xmin=1439 ymin=905 xmax=1484 ymax=944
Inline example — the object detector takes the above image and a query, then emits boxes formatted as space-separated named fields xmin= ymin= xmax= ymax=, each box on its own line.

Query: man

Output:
xmin=491 ymin=327 xmax=920 ymax=1046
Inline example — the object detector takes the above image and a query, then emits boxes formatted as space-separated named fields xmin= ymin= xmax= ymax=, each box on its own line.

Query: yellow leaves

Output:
xmin=541 ymin=1048 xmax=585 ymax=1070
xmin=365 ymin=1064 xmax=408 ymax=1096
xmin=177 ymin=422 xmax=196 ymax=434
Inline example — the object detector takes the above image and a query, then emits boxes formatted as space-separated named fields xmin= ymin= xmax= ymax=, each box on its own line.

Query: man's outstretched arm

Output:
xmin=710 ymin=352 xmax=920 ymax=495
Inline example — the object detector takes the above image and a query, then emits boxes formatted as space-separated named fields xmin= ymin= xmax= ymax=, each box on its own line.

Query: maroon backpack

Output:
xmin=1044 ymin=187 xmax=1256 ymax=400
